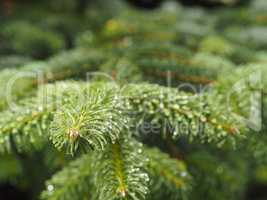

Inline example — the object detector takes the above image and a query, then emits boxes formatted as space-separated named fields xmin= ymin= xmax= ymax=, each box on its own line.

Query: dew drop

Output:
xmin=181 ymin=172 xmax=187 ymax=177
xmin=47 ymin=184 xmax=54 ymax=192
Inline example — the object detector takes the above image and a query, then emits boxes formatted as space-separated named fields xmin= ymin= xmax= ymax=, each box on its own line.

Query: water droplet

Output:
xmin=47 ymin=184 xmax=54 ymax=192
xmin=181 ymin=172 xmax=187 ymax=177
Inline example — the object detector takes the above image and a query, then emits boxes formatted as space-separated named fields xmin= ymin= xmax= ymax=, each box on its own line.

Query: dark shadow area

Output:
xmin=0 ymin=183 xmax=28 ymax=200
xmin=126 ymin=0 xmax=163 ymax=9
xmin=246 ymin=182 xmax=267 ymax=200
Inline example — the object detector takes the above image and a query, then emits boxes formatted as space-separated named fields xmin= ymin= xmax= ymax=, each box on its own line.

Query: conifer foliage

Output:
xmin=0 ymin=0 xmax=267 ymax=199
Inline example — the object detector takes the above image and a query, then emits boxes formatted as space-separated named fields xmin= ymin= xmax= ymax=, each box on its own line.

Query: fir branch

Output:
xmin=0 ymin=82 xmax=125 ymax=153
xmin=0 ymin=48 xmax=106 ymax=111
xmin=132 ymin=46 xmax=232 ymax=84
xmin=215 ymin=64 xmax=265 ymax=129
xmin=0 ymin=81 xmax=80 ymax=152
xmin=95 ymin=135 xmax=149 ymax=200
xmin=123 ymin=83 xmax=244 ymax=144
xmin=0 ymin=98 xmax=52 ymax=152
xmin=41 ymin=154 xmax=93 ymax=200
xmin=0 ymin=81 xmax=245 ymax=153
xmin=145 ymin=147 xmax=191 ymax=199
xmin=50 ymin=83 xmax=126 ymax=154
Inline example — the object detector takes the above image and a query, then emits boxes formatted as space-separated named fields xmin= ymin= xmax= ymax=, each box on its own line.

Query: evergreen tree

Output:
xmin=0 ymin=0 xmax=266 ymax=199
